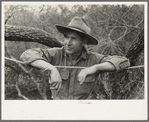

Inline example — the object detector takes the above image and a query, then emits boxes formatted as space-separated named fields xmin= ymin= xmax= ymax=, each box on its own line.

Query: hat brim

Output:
xmin=55 ymin=24 xmax=98 ymax=45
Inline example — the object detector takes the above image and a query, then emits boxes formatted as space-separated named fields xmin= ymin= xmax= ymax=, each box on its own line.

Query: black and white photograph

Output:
xmin=2 ymin=1 xmax=147 ymax=120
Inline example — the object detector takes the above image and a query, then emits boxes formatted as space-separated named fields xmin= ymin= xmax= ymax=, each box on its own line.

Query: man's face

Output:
xmin=64 ymin=31 xmax=85 ymax=55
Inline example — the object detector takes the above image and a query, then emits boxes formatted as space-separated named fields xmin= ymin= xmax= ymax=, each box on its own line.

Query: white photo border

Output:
xmin=1 ymin=1 xmax=148 ymax=120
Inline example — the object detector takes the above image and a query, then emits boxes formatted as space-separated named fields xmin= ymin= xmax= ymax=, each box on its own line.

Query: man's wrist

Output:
xmin=44 ymin=65 xmax=56 ymax=71
xmin=43 ymin=66 xmax=56 ymax=74
xmin=43 ymin=68 xmax=51 ymax=76
xmin=50 ymin=66 xmax=58 ymax=73
xmin=92 ymin=65 xmax=98 ymax=72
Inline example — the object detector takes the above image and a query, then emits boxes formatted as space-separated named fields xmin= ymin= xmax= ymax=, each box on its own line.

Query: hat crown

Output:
xmin=55 ymin=16 xmax=98 ymax=45
xmin=67 ymin=16 xmax=91 ymax=34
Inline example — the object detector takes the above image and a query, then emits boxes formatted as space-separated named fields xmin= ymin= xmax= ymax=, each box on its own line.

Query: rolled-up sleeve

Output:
xmin=20 ymin=48 xmax=49 ymax=64
xmin=100 ymin=55 xmax=130 ymax=72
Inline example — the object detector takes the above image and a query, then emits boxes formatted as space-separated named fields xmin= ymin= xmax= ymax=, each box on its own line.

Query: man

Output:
xmin=20 ymin=16 xmax=130 ymax=100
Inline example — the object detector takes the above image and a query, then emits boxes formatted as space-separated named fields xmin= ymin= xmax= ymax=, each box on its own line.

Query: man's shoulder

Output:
xmin=87 ymin=50 xmax=101 ymax=56
xmin=87 ymin=50 xmax=105 ymax=60
xmin=47 ymin=47 xmax=63 ymax=52
xmin=46 ymin=47 xmax=63 ymax=56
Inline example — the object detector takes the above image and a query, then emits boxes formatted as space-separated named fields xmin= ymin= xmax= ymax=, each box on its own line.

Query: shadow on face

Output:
xmin=63 ymin=30 xmax=87 ymax=55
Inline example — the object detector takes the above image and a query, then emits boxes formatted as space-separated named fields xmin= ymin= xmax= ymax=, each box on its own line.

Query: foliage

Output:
xmin=4 ymin=4 xmax=144 ymax=100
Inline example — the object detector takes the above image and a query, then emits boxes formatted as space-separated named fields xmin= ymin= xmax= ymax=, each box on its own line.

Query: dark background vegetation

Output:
xmin=4 ymin=4 xmax=144 ymax=100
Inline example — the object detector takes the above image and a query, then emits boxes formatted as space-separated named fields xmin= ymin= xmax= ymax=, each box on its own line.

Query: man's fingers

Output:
xmin=57 ymin=82 xmax=62 ymax=92
xmin=49 ymin=81 xmax=62 ymax=91
xmin=77 ymin=76 xmax=81 ymax=83
xmin=50 ymin=82 xmax=57 ymax=87
xmin=80 ymin=79 xmax=85 ymax=85
xmin=78 ymin=69 xmax=88 ymax=84
xmin=77 ymin=75 xmax=85 ymax=85
xmin=54 ymin=82 xmax=60 ymax=90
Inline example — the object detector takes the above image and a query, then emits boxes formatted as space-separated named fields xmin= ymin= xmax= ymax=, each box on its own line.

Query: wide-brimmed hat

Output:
xmin=55 ymin=16 xmax=98 ymax=45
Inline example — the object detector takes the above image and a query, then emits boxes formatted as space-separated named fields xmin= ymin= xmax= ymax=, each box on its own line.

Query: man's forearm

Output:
xmin=94 ymin=62 xmax=116 ymax=72
xmin=78 ymin=62 xmax=116 ymax=83
xmin=30 ymin=60 xmax=56 ymax=71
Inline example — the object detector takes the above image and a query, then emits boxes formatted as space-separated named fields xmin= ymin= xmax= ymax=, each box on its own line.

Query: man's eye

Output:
xmin=64 ymin=34 xmax=68 ymax=38
xmin=72 ymin=37 xmax=75 ymax=40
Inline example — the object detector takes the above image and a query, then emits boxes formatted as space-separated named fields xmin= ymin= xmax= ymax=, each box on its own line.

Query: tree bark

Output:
xmin=125 ymin=29 xmax=144 ymax=66
xmin=5 ymin=25 xmax=63 ymax=47
xmin=107 ymin=29 xmax=144 ymax=99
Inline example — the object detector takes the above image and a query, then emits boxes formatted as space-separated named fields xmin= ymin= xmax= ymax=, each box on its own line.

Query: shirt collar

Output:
xmin=62 ymin=46 xmax=88 ymax=60
xmin=81 ymin=46 xmax=88 ymax=60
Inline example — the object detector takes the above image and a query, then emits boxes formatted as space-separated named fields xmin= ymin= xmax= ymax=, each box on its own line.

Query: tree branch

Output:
xmin=5 ymin=24 xmax=63 ymax=47
xmin=5 ymin=42 xmax=29 ymax=74
xmin=15 ymin=80 xmax=29 ymax=100
xmin=5 ymin=6 xmax=18 ymax=24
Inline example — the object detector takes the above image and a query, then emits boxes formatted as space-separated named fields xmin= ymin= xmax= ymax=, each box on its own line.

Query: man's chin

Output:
xmin=65 ymin=50 xmax=74 ymax=54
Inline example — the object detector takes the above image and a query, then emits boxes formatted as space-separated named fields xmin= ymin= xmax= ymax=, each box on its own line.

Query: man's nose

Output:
xmin=66 ymin=38 xmax=72 ymax=45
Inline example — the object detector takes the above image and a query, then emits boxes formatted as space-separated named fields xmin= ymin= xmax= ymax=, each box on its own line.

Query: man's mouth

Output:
xmin=66 ymin=47 xmax=73 ymax=50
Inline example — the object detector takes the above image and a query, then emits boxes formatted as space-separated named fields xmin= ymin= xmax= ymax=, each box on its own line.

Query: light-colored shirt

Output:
xmin=20 ymin=47 xmax=130 ymax=100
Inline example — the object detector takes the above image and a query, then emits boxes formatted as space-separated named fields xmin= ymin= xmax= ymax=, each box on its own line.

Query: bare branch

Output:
xmin=15 ymin=81 xmax=29 ymax=100
xmin=108 ymin=26 xmax=127 ymax=42
xmin=5 ymin=42 xmax=30 ymax=74
xmin=5 ymin=64 xmax=19 ymax=74
xmin=5 ymin=6 xmax=18 ymax=24
xmin=5 ymin=13 xmax=14 ymax=24
xmin=136 ymin=19 xmax=144 ymax=28
xmin=39 ymin=5 xmax=45 ymax=13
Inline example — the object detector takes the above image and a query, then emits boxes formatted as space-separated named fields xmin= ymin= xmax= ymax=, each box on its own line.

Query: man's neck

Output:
xmin=68 ymin=49 xmax=83 ymax=63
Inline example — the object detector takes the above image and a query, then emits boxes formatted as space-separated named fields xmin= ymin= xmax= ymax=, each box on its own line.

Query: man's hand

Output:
xmin=29 ymin=60 xmax=62 ymax=91
xmin=77 ymin=65 xmax=97 ymax=84
xmin=49 ymin=68 xmax=62 ymax=91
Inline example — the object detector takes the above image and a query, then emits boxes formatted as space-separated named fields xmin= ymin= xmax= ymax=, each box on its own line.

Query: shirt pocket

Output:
xmin=58 ymin=68 xmax=69 ymax=95
xmin=75 ymin=74 xmax=95 ymax=95
xmin=59 ymin=68 xmax=69 ymax=80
